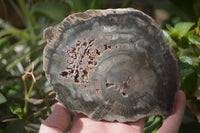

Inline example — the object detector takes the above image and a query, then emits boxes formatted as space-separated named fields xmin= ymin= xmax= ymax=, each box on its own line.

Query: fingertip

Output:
xmin=39 ymin=103 xmax=71 ymax=133
xmin=157 ymin=90 xmax=186 ymax=133
xmin=174 ymin=90 xmax=186 ymax=113
xmin=176 ymin=90 xmax=186 ymax=100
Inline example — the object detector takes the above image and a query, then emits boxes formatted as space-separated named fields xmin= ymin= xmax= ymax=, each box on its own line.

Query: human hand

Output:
xmin=39 ymin=90 xmax=186 ymax=133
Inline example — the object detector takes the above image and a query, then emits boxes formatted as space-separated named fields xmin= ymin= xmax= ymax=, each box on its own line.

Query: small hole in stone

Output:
xmin=89 ymin=56 xmax=93 ymax=60
xmin=83 ymin=42 xmax=87 ymax=46
xmin=96 ymin=49 xmax=100 ymax=55
xmin=76 ymin=43 xmax=80 ymax=46
xmin=121 ymin=92 xmax=128 ymax=97
xmin=104 ymin=44 xmax=107 ymax=50
xmin=76 ymin=70 xmax=79 ymax=74
xmin=74 ymin=74 xmax=79 ymax=82
xmin=108 ymin=45 xmax=111 ymax=49
xmin=83 ymin=70 xmax=88 ymax=74
xmin=82 ymin=70 xmax=88 ymax=79
xmin=71 ymin=70 xmax=74 ymax=73
xmin=88 ymin=61 xmax=92 ymax=64
xmin=60 ymin=71 xmax=68 ymax=76
xmin=106 ymin=82 xmax=114 ymax=88
xmin=72 ymin=48 xmax=76 ymax=52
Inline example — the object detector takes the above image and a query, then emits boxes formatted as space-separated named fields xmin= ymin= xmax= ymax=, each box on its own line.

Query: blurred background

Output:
xmin=0 ymin=0 xmax=200 ymax=132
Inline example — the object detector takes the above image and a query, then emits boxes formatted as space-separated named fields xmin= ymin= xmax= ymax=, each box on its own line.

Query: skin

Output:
xmin=39 ymin=90 xmax=186 ymax=133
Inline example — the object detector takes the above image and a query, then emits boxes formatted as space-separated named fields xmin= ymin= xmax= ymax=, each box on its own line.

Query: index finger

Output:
xmin=157 ymin=90 xmax=186 ymax=133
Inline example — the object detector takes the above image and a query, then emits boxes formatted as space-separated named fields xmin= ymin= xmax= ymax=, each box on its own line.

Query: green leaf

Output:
xmin=5 ymin=119 xmax=25 ymax=133
xmin=0 ymin=28 xmax=29 ymax=40
xmin=32 ymin=1 xmax=70 ymax=21
xmin=180 ymin=56 xmax=194 ymax=76
xmin=0 ymin=28 xmax=20 ymax=37
xmin=9 ymin=104 xmax=23 ymax=119
xmin=167 ymin=22 xmax=195 ymax=40
xmin=166 ymin=24 xmax=174 ymax=32
xmin=181 ymin=72 xmax=197 ymax=98
xmin=175 ymin=22 xmax=195 ymax=36
xmin=163 ymin=30 xmax=176 ymax=46
xmin=144 ymin=116 xmax=165 ymax=133
xmin=176 ymin=22 xmax=195 ymax=39
xmin=0 ymin=92 xmax=7 ymax=104
xmin=179 ymin=48 xmax=200 ymax=66
xmin=180 ymin=48 xmax=196 ymax=57
xmin=0 ymin=36 xmax=10 ymax=49
xmin=188 ymin=35 xmax=200 ymax=49
xmin=180 ymin=56 xmax=194 ymax=65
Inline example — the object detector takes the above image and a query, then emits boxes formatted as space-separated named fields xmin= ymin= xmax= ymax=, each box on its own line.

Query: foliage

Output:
xmin=0 ymin=0 xmax=200 ymax=132
xmin=163 ymin=19 xmax=200 ymax=133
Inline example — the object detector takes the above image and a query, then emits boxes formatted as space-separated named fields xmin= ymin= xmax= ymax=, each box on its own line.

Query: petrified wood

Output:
xmin=43 ymin=8 xmax=181 ymax=122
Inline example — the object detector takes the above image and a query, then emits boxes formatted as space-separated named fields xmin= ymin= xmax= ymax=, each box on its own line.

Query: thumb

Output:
xmin=39 ymin=103 xmax=71 ymax=133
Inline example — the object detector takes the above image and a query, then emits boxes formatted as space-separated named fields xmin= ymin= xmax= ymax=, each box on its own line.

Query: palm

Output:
xmin=70 ymin=115 xmax=144 ymax=133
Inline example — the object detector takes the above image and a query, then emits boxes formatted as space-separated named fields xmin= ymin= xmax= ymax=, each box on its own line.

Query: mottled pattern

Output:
xmin=43 ymin=8 xmax=181 ymax=122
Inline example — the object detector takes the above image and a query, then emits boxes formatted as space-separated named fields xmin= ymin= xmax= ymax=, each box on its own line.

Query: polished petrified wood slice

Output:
xmin=43 ymin=8 xmax=181 ymax=122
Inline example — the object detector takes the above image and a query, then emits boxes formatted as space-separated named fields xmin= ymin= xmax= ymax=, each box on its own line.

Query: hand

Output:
xmin=39 ymin=90 xmax=186 ymax=133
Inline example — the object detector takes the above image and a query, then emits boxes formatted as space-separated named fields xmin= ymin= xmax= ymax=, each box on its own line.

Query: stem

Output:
xmin=22 ymin=78 xmax=28 ymax=117
xmin=27 ymin=81 xmax=35 ymax=98
xmin=35 ymin=83 xmax=52 ymax=114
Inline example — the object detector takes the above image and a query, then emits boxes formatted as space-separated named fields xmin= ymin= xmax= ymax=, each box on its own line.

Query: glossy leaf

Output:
xmin=180 ymin=56 xmax=194 ymax=76
xmin=167 ymin=22 xmax=195 ymax=40
xmin=188 ymin=35 xmax=200 ymax=49
xmin=163 ymin=30 xmax=176 ymax=46
xmin=179 ymin=48 xmax=196 ymax=57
